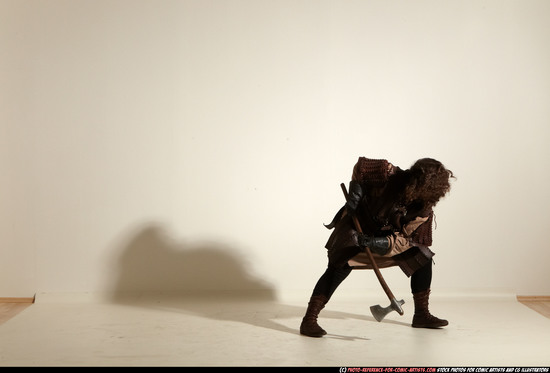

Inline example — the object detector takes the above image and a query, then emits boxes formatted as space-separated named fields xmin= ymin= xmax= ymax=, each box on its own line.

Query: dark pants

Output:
xmin=311 ymin=258 xmax=432 ymax=300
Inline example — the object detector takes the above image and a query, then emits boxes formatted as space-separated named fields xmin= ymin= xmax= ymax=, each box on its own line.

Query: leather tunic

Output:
xmin=325 ymin=157 xmax=435 ymax=276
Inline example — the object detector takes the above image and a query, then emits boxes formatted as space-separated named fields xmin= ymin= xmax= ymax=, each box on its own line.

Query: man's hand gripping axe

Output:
xmin=341 ymin=183 xmax=405 ymax=322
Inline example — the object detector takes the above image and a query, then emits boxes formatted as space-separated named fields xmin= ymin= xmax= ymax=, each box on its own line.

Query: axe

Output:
xmin=340 ymin=183 xmax=405 ymax=322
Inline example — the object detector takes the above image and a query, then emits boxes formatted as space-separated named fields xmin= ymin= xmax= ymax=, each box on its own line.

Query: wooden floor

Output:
xmin=517 ymin=296 xmax=550 ymax=319
xmin=0 ymin=298 xmax=34 ymax=325
xmin=0 ymin=296 xmax=549 ymax=326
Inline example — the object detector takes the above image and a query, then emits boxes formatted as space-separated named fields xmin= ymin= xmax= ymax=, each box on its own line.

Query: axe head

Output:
xmin=370 ymin=298 xmax=405 ymax=322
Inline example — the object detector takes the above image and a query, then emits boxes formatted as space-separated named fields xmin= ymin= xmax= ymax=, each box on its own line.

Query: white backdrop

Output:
xmin=2 ymin=0 xmax=549 ymax=300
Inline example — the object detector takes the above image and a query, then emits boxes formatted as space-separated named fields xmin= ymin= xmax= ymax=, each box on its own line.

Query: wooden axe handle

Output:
xmin=340 ymin=183 xmax=403 ymax=313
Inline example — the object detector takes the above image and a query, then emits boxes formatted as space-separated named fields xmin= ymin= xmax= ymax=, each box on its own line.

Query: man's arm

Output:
xmin=358 ymin=216 xmax=430 ymax=256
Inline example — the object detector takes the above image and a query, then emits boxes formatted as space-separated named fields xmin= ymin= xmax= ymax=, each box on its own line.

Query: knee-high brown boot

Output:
xmin=412 ymin=289 xmax=448 ymax=328
xmin=300 ymin=295 xmax=329 ymax=337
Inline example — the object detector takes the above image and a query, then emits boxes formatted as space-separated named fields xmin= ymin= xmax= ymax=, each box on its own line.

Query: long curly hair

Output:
xmin=403 ymin=158 xmax=455 ymax=207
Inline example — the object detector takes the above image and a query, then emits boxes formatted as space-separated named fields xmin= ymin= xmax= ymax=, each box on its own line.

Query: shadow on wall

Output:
xmin=109 ymin=225 xmax=276 ymax=301
xmin=108 ymin=225 xmax=404 ymax=338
